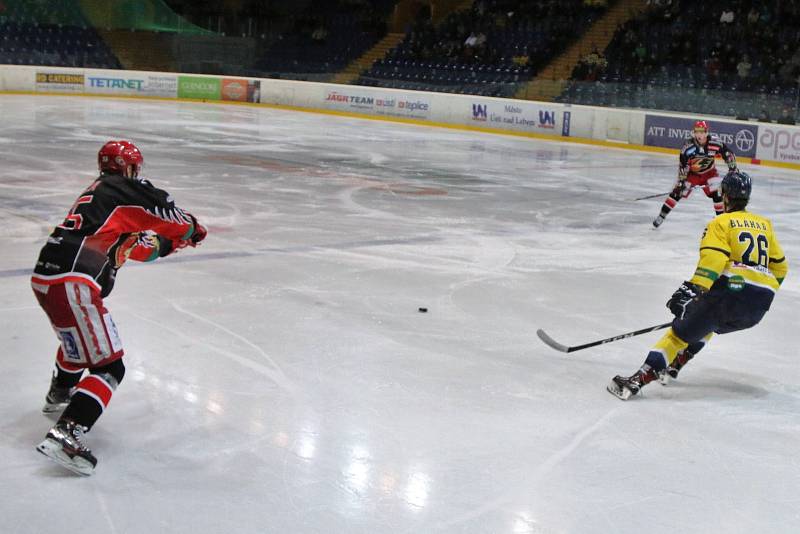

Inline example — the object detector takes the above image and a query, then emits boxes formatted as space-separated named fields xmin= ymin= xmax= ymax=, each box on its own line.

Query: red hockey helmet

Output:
xmin=98 ymin=140 xmax=143 ymax=178
xmin=693 ymin=120 xmax=709 ymax=133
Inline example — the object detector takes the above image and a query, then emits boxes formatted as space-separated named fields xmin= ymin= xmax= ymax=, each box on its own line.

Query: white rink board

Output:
xmin=5 ymin=63 xmax=800 ymax=166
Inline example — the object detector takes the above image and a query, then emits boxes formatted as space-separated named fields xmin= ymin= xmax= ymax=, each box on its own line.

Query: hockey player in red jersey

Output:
xmin=652 ymin=120 xmax=738 ymax=228
xmin=32 ymin=140 xmax=207 ymax=475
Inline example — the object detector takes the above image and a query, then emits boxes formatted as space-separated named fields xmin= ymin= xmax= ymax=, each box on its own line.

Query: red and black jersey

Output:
xmin=33 ymin=173 xmax=196 ymax=297
xmin=679 ymin=134 xmax=736 ymax=177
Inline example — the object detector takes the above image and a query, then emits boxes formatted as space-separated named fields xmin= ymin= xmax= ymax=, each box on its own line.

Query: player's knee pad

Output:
xmin=707 ymin=176 xmax=722 ymax=193
xmin=644 ymin=350 xmax=669 ymax=371
xmin=90 ymin=358 xmax=125 ymax=389
xmin=651 ymin=329 xmax=688 ymax=369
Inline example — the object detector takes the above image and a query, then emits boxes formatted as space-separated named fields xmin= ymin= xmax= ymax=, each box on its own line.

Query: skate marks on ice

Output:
xmin=651 ymin=369 xmax=771 ymax=402
xmin=127 ymin=302 xmax=298 ymax=396
xmin=430 ymin=408 xmax=622 ymax=531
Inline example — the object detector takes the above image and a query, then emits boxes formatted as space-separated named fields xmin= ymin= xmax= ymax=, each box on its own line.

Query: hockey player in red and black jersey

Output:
xmin=32 ymin=140 xmax=207 ymax=475
xmin=652 ymin=120 xmax=738 ymax=228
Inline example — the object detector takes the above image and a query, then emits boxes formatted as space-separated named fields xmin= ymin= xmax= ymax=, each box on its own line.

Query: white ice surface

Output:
xmin=1 ymin=95 xmax=798 ymax=534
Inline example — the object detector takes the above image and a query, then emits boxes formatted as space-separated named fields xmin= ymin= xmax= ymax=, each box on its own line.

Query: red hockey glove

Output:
xmin=190 ymin=222 xmax=207 ymax=246
xmin=186 ymin=214 xmax=207 ymax=247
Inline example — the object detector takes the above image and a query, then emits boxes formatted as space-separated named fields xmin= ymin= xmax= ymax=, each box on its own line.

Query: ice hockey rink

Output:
xmin=1 ymin=94 xmax=798 ymax=534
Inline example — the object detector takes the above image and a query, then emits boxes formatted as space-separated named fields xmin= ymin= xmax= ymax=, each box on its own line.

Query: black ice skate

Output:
xmin=36 ymin=419 xmax=97 ymax=476
xmin=652 ymin=215 xmax=665 ymax=228
xmin=665 ymin=349 xmax=695 ymax=381
xmin=42 ymin=375 xmax=74 ymax=414
xmin=607 ymin=367 xmax=659 ymax=400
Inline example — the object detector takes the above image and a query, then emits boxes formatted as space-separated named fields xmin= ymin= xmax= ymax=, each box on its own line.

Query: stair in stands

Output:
xmin=391 ymin=0 xmax=472 ymax=31
xmin=515 ymin=0 xmax=647 ymax=102
xmin=431 ymin=0 xmax=475 ymax=24
xmin=330 ymin=32 xmax=406 ymax=85
xmin=333 ymin=1 xmax=477 ymax=86
xmin=98 ymin=29 xmax=175 ymax=72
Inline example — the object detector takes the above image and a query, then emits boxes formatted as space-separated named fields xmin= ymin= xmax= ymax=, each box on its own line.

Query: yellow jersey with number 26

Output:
xmin=689 ymin=210 xmax=788 ymax=292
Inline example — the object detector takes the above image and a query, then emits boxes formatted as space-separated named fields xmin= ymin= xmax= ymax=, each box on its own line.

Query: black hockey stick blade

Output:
xmin=536 ymin=322 xmax=672 ymax=353
xmin=536 ymin=329 xmax=571 ymax=352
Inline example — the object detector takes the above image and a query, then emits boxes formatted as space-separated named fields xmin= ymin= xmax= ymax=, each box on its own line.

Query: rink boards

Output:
xmin=1 ymin=64 xmax=799 ymax=170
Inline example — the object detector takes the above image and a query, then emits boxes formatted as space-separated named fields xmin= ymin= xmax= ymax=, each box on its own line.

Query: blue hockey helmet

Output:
xmin=721 ymin=170 xmax=752 ymax=201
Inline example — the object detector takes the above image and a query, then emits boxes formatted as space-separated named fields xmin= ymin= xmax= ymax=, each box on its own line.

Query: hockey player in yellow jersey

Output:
xmin=608 ymin=170 xmax=788 ymax=400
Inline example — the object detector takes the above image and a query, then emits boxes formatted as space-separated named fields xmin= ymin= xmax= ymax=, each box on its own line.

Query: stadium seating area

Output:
xmin=0 ymin=20 xmax=120 ymax=69
xmin=356 ymin=0 xmax=608 ymax=97
xmin=0 ymin=0 xmax=121 ymax=70
xmin=559 ymin=1 xmax=800 ymax=121
xmin=253 ymin=0 xmax=395 ymax=80
xmin=1 ymin=0 xmax=798 ymax=122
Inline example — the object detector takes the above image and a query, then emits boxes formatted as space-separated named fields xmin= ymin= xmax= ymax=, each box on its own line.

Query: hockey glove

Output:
xmin=169 ymin=216 xmax=207 ymax=253
xmin=666 ymin=281 xmax=701 ymax=320
xmin=190 ymin=222 xmax=208 ymax=245
xmin=672 ymin=179 xmax=691 ymax=198
xmin=187 ymin=214 xmax=208 ymax=247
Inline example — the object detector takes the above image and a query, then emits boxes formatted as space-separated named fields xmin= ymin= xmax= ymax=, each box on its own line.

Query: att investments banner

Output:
xmin=644 ymin=115 xmax=758 ymax=158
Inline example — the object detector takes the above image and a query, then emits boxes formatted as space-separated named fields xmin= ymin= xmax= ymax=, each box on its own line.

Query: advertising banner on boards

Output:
xmin=644 ymin=114 xmax=758 ymax=158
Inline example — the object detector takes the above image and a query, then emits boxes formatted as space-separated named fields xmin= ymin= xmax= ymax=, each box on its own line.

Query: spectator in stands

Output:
xmin=758 ymin=109 xmax=772 ymax=123
xmin=747 ymin=7 xmax=759 ymax=25
xmin=512 ymin=54 xmax=529 ymax=67
xmin=576 ymin=45 xmax=608 ymax=81
xmin=777 ymin=108 xmax=796 ymax=125
xmin=634 ymin=41 xmax=647 ymax=62
xmin=706 ymin=53 xmax=722 ymax=80
xmin=311 ymin=24 xmax=328 ymax=43
xmin=736 ymin=55 xmax=751 ymax=81
xmin=758 ymin=5 xmax=771 ymax=24
xmin=464 ymin=31 xmax=478 ymax=48
xmin=719 ymin=8 xmax=734 ymax=24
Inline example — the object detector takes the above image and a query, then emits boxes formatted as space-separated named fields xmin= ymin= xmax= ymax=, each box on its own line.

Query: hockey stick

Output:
xmin=536 ymin=322 xmax=672 ymax=353
xmin=633 ymin=191 xmax=673 ymax=201
xmin=633 ymin=184 xmax=696 ymax=201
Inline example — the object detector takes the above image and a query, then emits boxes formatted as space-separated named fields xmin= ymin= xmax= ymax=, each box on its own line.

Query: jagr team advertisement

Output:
xmin=320 ymin=86 xmax=431 ymax=120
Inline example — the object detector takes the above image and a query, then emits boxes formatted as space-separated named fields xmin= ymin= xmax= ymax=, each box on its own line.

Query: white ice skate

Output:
xmin=36 ymin=420 xmax=97 ymax=476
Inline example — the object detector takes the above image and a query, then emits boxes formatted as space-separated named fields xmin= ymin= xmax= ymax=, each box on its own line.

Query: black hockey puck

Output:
xmin=418 ymin=307 xmax=428 ymax=313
